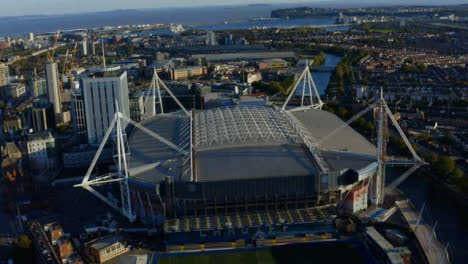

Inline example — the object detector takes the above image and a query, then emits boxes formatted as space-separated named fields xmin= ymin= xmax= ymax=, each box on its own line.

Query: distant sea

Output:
xmin=0 ymin=0 xmax=460 ymax=36
xmin=0 ymin=4 xmax=341 ymax=36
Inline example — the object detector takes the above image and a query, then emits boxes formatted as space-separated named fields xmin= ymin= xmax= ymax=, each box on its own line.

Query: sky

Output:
xmin=3 ymin=0 xmax=466 ymax=17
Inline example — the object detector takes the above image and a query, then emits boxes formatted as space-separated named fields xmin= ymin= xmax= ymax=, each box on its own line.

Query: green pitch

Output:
xmin=157 ymin=242 xmax=366 ymax=264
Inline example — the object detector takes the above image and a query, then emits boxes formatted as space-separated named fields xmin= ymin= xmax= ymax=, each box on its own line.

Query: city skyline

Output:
xmin=0 ymin=2 xmax=465 ymax=263
xmin=2 ymin=0 xmax=466 ymax=17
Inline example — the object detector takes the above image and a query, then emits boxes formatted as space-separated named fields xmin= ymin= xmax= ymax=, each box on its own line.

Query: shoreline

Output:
xmin=417 ymin=167 xmax=468 ymax=209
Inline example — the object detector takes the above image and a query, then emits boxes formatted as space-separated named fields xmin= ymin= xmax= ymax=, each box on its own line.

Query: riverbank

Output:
xmin=388 ymin=166 xmax=468 ymax=263
xmin=417 ymin=167 xmax=468 ymax=209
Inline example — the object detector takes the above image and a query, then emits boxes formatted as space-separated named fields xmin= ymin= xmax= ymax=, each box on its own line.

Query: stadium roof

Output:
xmin=127 ymin=112 xmax=188 ymax=184
xmin=127 ymin=106 xmax=377 ymax=184
xmin=292 ymin=109 xmax=377 ymax=156
xmin=194 ymin=106 xmax=301 ymax=151
xmin=196 ymin=144 xmax=317 ymax=182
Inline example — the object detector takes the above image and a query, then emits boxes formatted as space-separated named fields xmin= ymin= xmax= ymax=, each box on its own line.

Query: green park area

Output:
xmin=157 ymin=242 xmax=368 ymax=264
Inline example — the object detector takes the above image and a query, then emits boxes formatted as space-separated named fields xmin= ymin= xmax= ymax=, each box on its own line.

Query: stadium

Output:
xmin=77 ymin=65 xmax=421 ymax=234
xmin=126 ymin=104 xmax=377 ymax=224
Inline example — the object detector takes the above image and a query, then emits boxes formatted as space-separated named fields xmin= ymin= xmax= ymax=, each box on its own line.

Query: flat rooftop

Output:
xmin=127 ymin=112 xmax=188 ymax=184
xmin=89 ymin=235 xmax=123 ymax=250
xmin=292 ymin=109 xmax=377 ymax=156
xmin=195 ymin=144 xmax=317 ymax=182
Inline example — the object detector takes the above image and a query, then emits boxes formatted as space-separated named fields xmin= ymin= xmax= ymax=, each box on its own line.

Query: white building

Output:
xmin=82 ymin=71 xmax=130 ymax=145
xmin=30 ymin=78 xmax=48 ymax=98
xmin=85 ymin=235 xmax=129 ymax=263
xmin=80 ymin=40 xmax=88 ymax=57
xmin=45 ymin=62 xmax=62 ymax=115
xmin=29 ymin=32 xmax=35 ymax=41
xmin=129 ymin=95 xmax=144 ymax=122
xmin=343 ymin=183 xmax=369 ymax=213
xmin=206 ymin=31 xmax=217 ymax=46
xmin=7 ymin=83 xmax=26 ymax=98
xmin=88 ymin=41 xmax=97 ymax=56
xmin=27 ymin=131 xmax=58 ymax=183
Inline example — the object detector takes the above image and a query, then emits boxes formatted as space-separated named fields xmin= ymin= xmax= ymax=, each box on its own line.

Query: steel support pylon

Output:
xmin=74 ymin=109 xmax=189 ymax=222
xmin=115 ymin=108 xmax=135 ymax=221
xmin=282 ymin=62 xmax=324 ymax=112
xmin=142 ymin=70 xmax=189 ymax=120
xmin=307 ymin=87 xmax=425 ymax=206
xmin=375 ymin=88 xmax=387 ymax=205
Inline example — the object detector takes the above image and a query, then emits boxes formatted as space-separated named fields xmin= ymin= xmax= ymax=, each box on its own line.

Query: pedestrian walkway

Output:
xmin=396 ymin=200 xmax=450 ymax=264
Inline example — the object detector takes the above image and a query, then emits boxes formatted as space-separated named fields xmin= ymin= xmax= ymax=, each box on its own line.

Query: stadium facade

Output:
xmin=127 ymin=105 xmax=378 ymax=225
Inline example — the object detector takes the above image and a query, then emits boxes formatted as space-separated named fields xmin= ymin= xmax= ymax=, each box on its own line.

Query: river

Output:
xmin=311 ymin=54 xmax=342 ymax=95
xmin=293 ymin=53 xmax=342 ymax=97
xmin=387 ymin=167 xmax=468 ymax=263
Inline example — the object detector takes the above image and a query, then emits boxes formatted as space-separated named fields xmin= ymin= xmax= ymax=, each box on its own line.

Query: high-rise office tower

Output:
xmin=45 ymin=62 xmax=62 ymax=115
xmin=88 ymin=41 xmax=97 ymax=56
xmin=80 ymin=40 xmax=88 ymax=57
xmin=206 ymin=31 xmax=217 ymax=46
xmin=224 ymin=34 xmax=233 ymax=45
xmin=82 ymin=71 xmax=130 ymax=145
xmin=70 ymin=89 xmax=87 ymax=143
xmin=0 ymin=64 xmax=9 ymax=87
xmin=32 ymin=104 xmax=54 ymax=132
xmin=29 ymin=32 xmax=35 ymax=41
xmin=27 ymin=131 xmax=58 ymax=183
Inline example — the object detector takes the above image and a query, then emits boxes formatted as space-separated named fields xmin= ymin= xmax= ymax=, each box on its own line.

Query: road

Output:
xmin=6 ymin=43 xmax=66 ymax=66
xmin=0 ymin=187 xmax=18 ymax=258
xmin=429 ymin=23 xmax=468 ymax=30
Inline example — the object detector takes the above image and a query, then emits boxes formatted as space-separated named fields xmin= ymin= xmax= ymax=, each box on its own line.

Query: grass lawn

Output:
xmin=157 ymin=242 xmax=369 ymax=264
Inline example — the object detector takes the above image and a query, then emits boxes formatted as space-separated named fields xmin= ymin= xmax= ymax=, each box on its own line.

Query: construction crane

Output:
xmin=46 ymin=30 xmax=61 ymax=63
xmin=60 ymin=49 xmax=70 ymax=90
xmin=70 ymin=41 xmax=79 ymax=70
xmin=62 ymin=41 xmax=78 ymax=88
xmin=62 ymin=49 xmax=70 ymax=74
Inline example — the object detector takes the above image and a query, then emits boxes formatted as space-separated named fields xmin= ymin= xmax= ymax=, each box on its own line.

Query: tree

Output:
xmin=441 ymin=135 xmax=452 ymax=145
xmin=322 ymin=105 xmax=335 ymax=114
xmin=337 ymin=107 xmax=349 ymax=119
xmin=452 ymin=168 xmax=464 ymax=180
xmin=280 ymin=75 xmax=294 ymax=93
xmin=251 ymin=81 xmax=282 ymax=95
xmin=364 ymin=121 xmax=374 ymax=133
xmin=56 ymin=124 xmax=68 ymax=134
xmin=362 ymin=23 xmax=371 ymax=33
xmin=426 ymin=153 xmax=438 ymax=165
xmin=434 ymin=156 xmax=455 ymax=176
xmin=420 ymin=133 xmax=430 ymax=142
xmin=17 ymin=235 xmax=31 ymax=248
